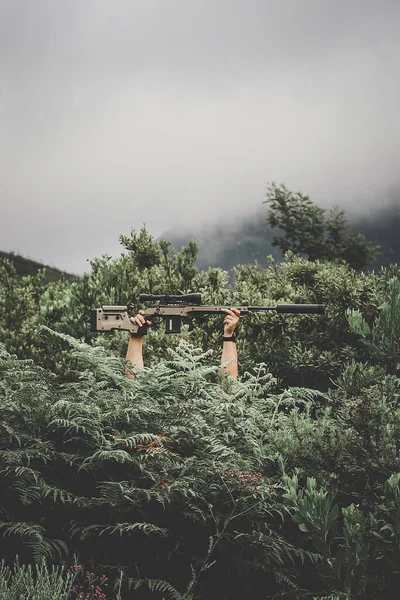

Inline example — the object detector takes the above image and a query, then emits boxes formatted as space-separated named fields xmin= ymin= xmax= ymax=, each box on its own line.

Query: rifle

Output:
xmin=91 ymin=293 xmax=325 ymax=336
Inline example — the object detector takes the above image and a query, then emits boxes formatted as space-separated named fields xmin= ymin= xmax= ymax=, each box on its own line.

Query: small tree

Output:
xmin=264 ymin=183 xmax=380 ymax=270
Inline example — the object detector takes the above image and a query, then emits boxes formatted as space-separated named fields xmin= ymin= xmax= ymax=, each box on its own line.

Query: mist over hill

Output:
xmin=162 ymin=207 xmax=281 ymax=271
xmin=163 ymin=202 xmax=400 ymax=272
xmin=351 ymin=201 xmax=400 ymax=268
xmin=2 ymin=200 xmax=399 ymax=279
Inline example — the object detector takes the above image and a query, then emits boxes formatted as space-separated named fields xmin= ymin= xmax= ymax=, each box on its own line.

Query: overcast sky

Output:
xmin=1 ymin=0 xmax=399 ymax=273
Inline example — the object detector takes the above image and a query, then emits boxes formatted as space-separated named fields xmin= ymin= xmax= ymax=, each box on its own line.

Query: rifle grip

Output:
xmin=136 ymin=322 xmax=148 ymax=336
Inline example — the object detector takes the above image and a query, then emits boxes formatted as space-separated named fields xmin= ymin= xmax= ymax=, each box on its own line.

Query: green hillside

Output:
xmin=0 ymin=250 xmax=76 ymax=283
xmin=162 ymin=210 xmax=281 ymax=272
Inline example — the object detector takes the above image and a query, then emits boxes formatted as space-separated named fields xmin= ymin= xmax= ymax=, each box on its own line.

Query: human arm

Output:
xmin=220 ymin=308 xmax=240 ymax=380
xmin=125 ymin=310 xmax=152 ymax=378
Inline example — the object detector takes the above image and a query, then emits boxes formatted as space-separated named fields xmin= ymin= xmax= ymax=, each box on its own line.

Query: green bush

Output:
xmin=2 ymin=329 xmax=400 ymax=598
xmin=0 ymin=338 xmax=298 ymax=599
xmin=0 ymin=557 xmax=74 ymax=600
xmin=0 ymin=556 xmax=118 ymax=600
xmin=2 ymin=224 xmax=398 ymax=390
xmin=2 ymin=223 xmax=400 ymax=598
xmin=264 ymin=183 xmax=380 ymax=270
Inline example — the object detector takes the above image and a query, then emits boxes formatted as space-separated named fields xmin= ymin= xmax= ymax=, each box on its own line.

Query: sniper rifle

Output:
xmin=91 ymin=293 xmax=325 ymax=336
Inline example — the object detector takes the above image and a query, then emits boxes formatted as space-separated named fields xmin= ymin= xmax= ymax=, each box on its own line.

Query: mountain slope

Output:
xmin=0 ymin=251 xmax=75 ymax=283
xmin=162 ymin=210 xmax=282 ymax=271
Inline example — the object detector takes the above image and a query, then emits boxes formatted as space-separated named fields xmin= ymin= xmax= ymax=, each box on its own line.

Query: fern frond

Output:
xmin=133 ymin=577 xmax=185 ymax=599
xmin=0 ymin=522 xmax=68 ymax=561
xmin=80 ymin=521 xmax=168 ymax=539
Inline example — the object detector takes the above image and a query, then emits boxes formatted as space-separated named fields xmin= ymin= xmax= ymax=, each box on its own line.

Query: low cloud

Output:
xmin=1 ymin=0 xmax=399 ymax=273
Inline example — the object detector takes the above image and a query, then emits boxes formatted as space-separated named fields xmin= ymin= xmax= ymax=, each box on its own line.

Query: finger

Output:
xmin=146 ymin=320 xmax=152 ymax=326
xmin=138 ymin=309 xmax=145 ymax=315
xmin=224 ymin=315 xmax=238 ymax=323
xmin=231 ymin=308 xmax=241 ymax=317
xmin=221 ymin=308 xmax=236 ymax=317
xmin=224 ymin=316 xmax=238 ymax=331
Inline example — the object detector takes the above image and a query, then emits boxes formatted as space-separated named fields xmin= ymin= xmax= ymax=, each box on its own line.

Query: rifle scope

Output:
xmin=139 ymin=293 xmax=202 ymax=305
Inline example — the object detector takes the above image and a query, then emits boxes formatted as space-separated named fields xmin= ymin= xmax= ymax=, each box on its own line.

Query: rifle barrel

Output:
xmin=244 ymin=304 xmax=325 ymax=314
xmin=186 ymin=304 xmax=324 ymax=315
xmin=274 ymin=304 xmax=325 ymax=314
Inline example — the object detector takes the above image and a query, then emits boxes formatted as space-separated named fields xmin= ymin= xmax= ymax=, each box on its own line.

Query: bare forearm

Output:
xmin=221 ymin=341 xmax=238 ymax=379
xmin=220 ymin=308 xmax=240 ymax=380
xmin=125 ymin=336 xmax=144 ymax=377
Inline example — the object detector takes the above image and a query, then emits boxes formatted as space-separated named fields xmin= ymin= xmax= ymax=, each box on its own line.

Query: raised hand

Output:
xmin=221 ymin=308 xmax=240 ymax=336
xmin=129 ymin=309 xmax=152 ymax=335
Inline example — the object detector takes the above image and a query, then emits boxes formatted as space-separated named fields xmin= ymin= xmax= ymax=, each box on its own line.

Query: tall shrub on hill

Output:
xmin=264 ymin=183 xmax=380 ymax=270
xmin=347 ymin=276 xmax=400 ymax=373
xmin=0 ymin=260 xmax=49 ymax=359
xmin=0 ymin=228 xmax=205 ymax=372
xmin=228 ymin=254 xmax=400 ymax=389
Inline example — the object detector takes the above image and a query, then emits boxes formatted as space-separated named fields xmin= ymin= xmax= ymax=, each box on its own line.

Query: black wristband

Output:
xmin=222 ymin=333 xmax=236 ymax=342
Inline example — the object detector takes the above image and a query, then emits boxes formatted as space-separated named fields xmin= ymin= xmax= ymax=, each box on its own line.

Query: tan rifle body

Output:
xmin=91 ymin=303 xmax=325 ymax=335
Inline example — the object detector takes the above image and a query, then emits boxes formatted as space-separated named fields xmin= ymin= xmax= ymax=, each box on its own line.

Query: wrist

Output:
xmin=129 ymin=334 xmax=144 ymax=342
xmin=222 ymin=332 xmax=236 ymax=342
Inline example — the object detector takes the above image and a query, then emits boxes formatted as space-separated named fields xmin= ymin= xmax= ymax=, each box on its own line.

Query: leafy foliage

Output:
xmin=0 ymin=556 xmax=117 ymax=600
xmin=0 ymin=556 xmax=74 ymax=600
xmin=1 ymin=197 xmax=400 ymax=598
xmin=264 ymin=183 xmax=380 ymax=270
xmin=0 ymin=339 xmax=299 ymax=599
xmin=1 ymin=326 xmax=400 ymax=598
xmin=347 ymin=277 xmax=400 ymax=372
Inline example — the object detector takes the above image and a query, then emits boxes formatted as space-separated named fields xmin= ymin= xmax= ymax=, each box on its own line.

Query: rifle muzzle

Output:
xmin=276 ymin=304 xmax=325 ymax=314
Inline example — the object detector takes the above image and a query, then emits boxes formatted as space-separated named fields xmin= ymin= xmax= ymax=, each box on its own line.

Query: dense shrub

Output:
xmin=0 ymin=338 xmax=297 ymax=599
xmin=264 ymin=183 xmax=380 ymax=270
xmin=1 ymin=330 xmax=400 ymax=598
xmin=2 ymin=226 xmax=399 ymax=390
xmin=0 ymin=556 xmax=116 ymax=600
xmin=2 ymin=226 xmax=400 ymax=598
